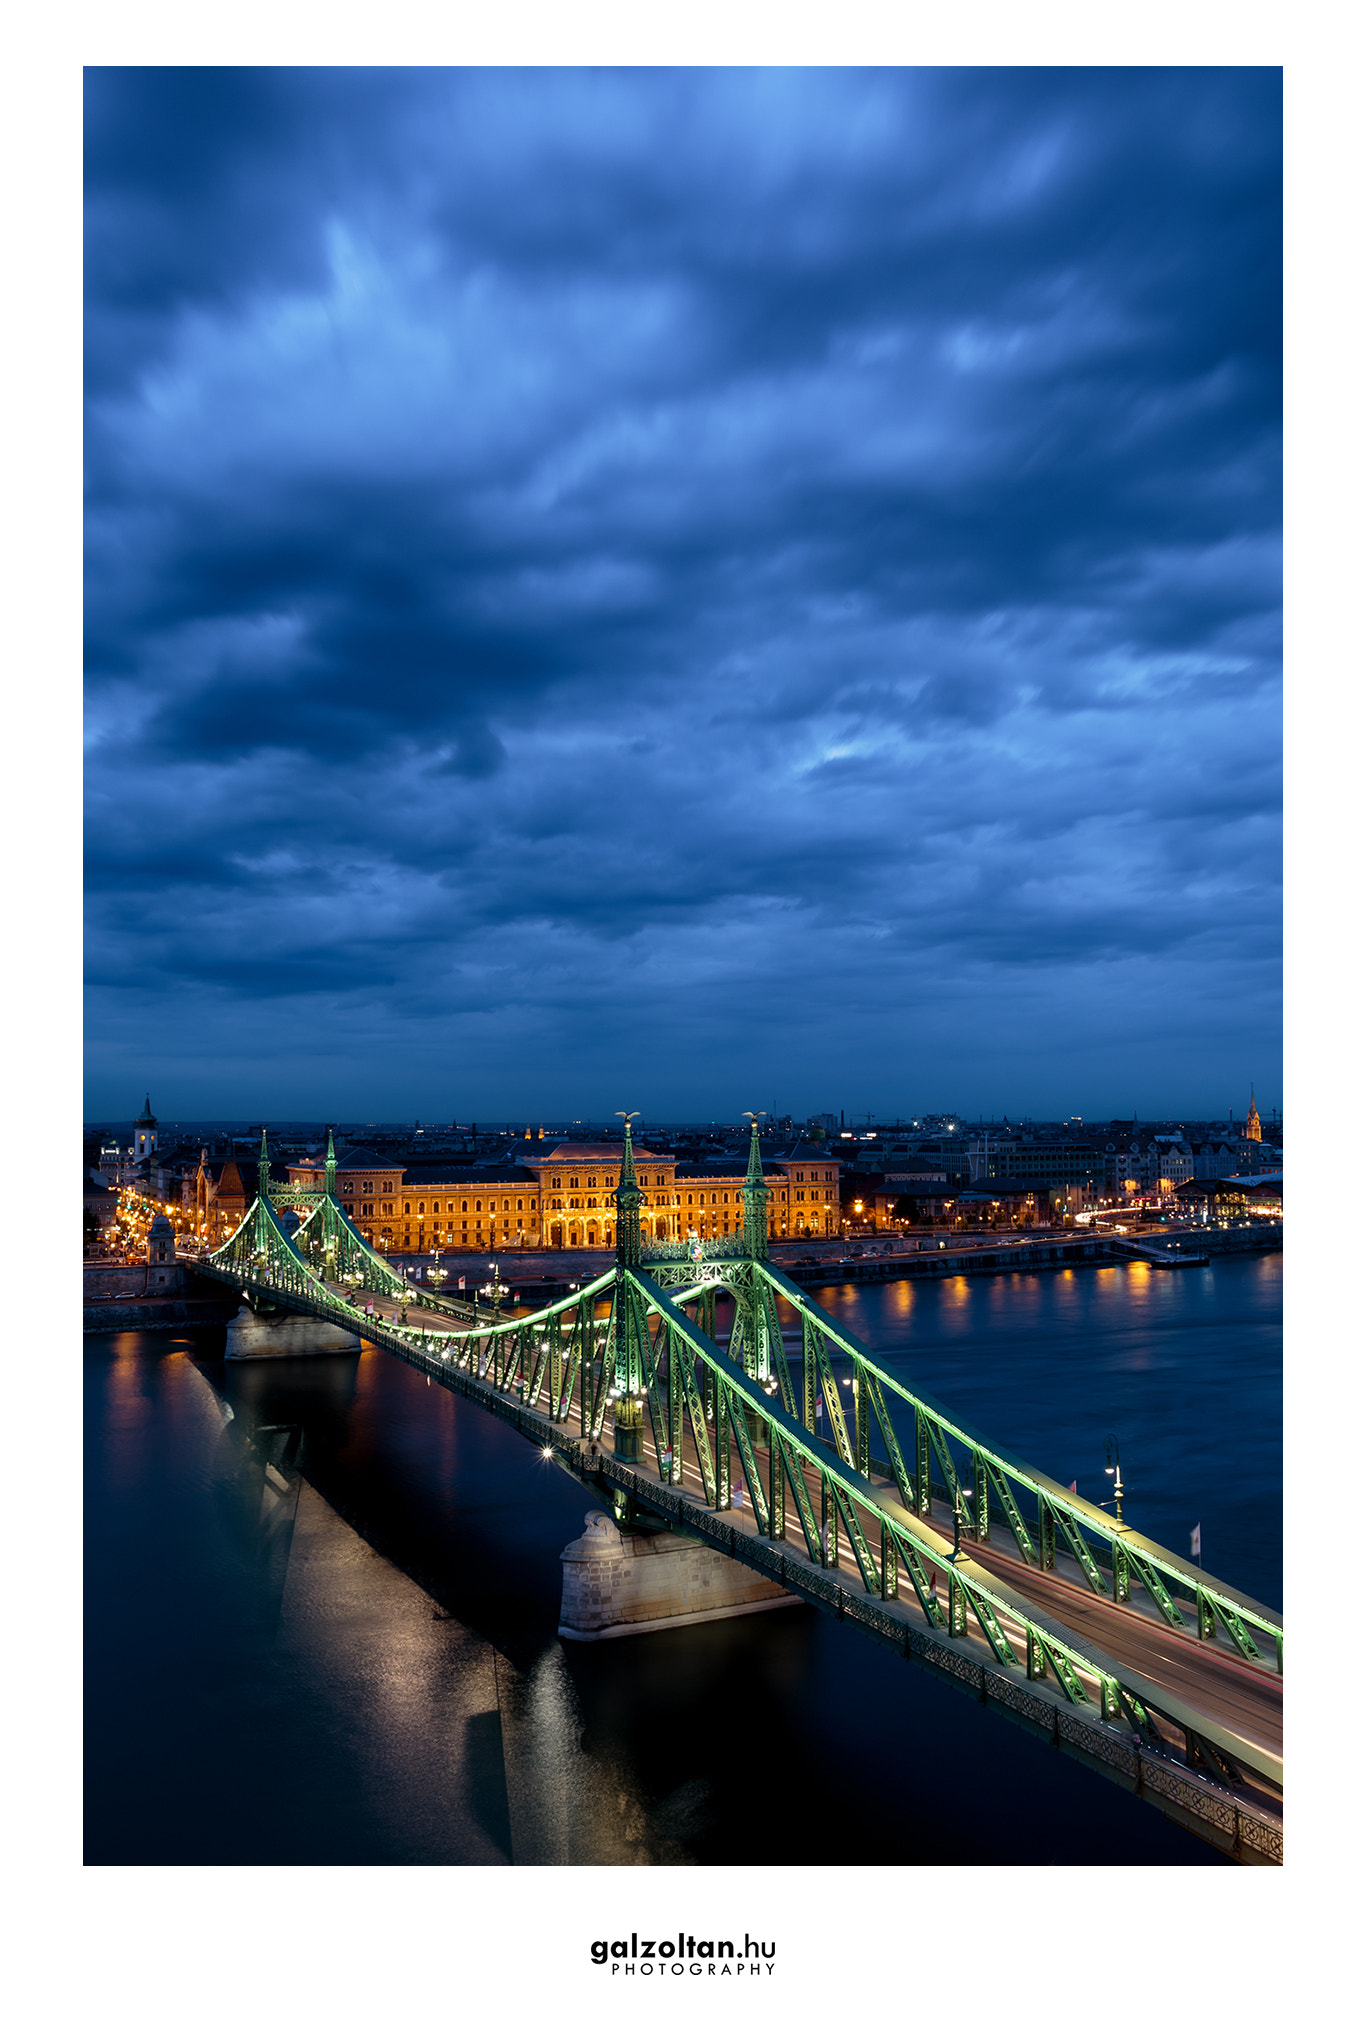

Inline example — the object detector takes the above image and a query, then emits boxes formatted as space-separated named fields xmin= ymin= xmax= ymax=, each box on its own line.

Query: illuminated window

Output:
xmin=403 ymin=1202 xmax=411 ymax=1215
xmin=418 ymin=1202 xmax=425 ymax=1215
xmin=588 ymin=1176 xmax=597 ymax=1188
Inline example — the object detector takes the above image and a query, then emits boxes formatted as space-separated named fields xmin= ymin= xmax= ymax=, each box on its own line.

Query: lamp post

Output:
xmin=1102 ymin=1432 xmax=1125 ymax=1527
xmin=952 ymin=1468 xmax=974 ymax=1561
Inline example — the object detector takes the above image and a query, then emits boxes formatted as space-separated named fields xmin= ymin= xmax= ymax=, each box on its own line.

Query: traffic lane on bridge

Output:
xmin=955 ymin=1538 xmax=1282 ymax=1760
xmin=774 ymin=1449 xmax=1284 ymax=1767
xmin=708 ymin=1444 xmax=1284 ymax=1809
xmin=651 ymin=1440 xmax=1282 ymax=1781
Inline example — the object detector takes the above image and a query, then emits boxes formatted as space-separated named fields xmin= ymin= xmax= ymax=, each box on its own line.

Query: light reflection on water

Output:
xmin=85 ymin=1255 xmax=1278 ymax=1866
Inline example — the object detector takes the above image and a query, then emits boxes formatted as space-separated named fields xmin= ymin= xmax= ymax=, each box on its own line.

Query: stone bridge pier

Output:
xmin=558 ymin=1510 xmax=797 ymax=1641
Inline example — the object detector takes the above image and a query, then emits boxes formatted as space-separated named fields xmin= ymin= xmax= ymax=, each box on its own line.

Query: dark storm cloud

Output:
xmin=84 ymin=67 xmax=1281 ymax=1117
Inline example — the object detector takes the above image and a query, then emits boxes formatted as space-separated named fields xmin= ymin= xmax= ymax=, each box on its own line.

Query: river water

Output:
xmin=85 ymin=1254 xmax=1280 ymax=1866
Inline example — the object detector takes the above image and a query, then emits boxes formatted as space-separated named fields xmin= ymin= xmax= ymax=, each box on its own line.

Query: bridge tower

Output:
xmin=614 ymin=1111 xmax=643 ymax=1269
xmin=317 ymin=1124 xmax=340 ymax=1272
xmin=732 ymin=1112 xmax=779 ymax=1436
xmin=610 ymin=1113 xmax=648 ymax=1463
xmin=741 ymin=1111 xmax=770 ymax=1260
xmin=257 ymin=1125 xmax=272 ymax=1205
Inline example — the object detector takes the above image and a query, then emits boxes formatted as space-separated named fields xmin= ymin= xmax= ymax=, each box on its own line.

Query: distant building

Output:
xmin=145 ymin=1211 xmax=178 ymax=1290
xmin=192 ymin=1148 xmax=290 ymax=1243
xmin=1244 ymin=1086 xmax=1262 ymax=1142
xmin=1106 ymin=1136 xmax=1196 ymax=1200
xmin=1173 ymin=1173 xmax=1282 ymax=1222
xmin=970 ymin=1137 xmax=1106 ymax=1209
xmin=134 ymin=1095 xmax=158 ymax=1164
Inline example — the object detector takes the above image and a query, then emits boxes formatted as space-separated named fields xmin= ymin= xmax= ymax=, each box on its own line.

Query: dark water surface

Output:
xmin=85 ymin=1255 xmax=1280 ymax=1866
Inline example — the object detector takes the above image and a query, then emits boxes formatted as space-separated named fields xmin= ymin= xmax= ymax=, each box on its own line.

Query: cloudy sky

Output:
xmin=84 ymin=66 xmax=1281 ymax=1125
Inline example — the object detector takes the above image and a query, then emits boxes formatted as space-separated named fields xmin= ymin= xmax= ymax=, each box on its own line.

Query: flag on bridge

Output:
xmin=1191 ymin=1523 xmax=1202 ymax=1560
xmin=458 ymin=1276 xmax=465 ymax=1289
xmin=1068 ymin=1480 xmax=1077 ymax=1493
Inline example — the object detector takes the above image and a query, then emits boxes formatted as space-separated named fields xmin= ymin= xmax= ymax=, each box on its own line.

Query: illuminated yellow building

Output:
xmin=285 ymin=1140 xmax=841 ymax=1254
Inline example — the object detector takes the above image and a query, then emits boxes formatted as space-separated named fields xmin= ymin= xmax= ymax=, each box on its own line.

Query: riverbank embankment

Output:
xmin=83 ymin=1265 xmax=240 ymax=1334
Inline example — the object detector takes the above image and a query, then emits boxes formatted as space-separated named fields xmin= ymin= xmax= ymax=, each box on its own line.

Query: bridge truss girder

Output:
xmin=726 ymin=1260 xmax=1283 ymax=1673
xmin=193 ymin=1223 xmax=1282 ymax=1807
xmin=293 ymin=1192 xmax=406 ymax=1295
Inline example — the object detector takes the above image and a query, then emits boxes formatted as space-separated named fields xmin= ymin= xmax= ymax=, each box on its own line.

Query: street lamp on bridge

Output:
xmin=1101 ymin=1432 xmax=1126 ymax=1528
xmin=951 ymin=1473 xmax=974 ymax=1561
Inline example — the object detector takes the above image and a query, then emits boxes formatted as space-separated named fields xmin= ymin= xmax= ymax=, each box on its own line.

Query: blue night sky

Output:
xmin=83 ymin=66 xmax=1281 ymax=1125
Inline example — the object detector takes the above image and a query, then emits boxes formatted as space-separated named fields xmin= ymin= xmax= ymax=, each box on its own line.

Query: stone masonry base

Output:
xmin=559 ymin=1509 xmax=798 ymax=1641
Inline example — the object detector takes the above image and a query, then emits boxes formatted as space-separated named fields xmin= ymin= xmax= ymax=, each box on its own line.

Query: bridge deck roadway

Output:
xmin=952 ymin=1532 xmax=1282 ymax=1761
xmin=323 ymin=1280 xmax=1281 ymax=1801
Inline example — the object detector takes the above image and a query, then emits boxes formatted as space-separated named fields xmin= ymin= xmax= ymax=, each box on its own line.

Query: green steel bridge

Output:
xmin=195 ymin=1119 xmax=1283 ymax=1864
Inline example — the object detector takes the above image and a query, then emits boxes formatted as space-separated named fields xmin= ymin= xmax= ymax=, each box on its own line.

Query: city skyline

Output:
xmin=85 ymin=69 xmax=1281 ymax=1120
xmin=87 ymin=1089 xmax=1277 ymax=1136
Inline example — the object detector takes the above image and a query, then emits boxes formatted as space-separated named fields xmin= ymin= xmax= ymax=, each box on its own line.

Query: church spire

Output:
xmin=134 ymin=1094 xmax=158 ymax=1161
